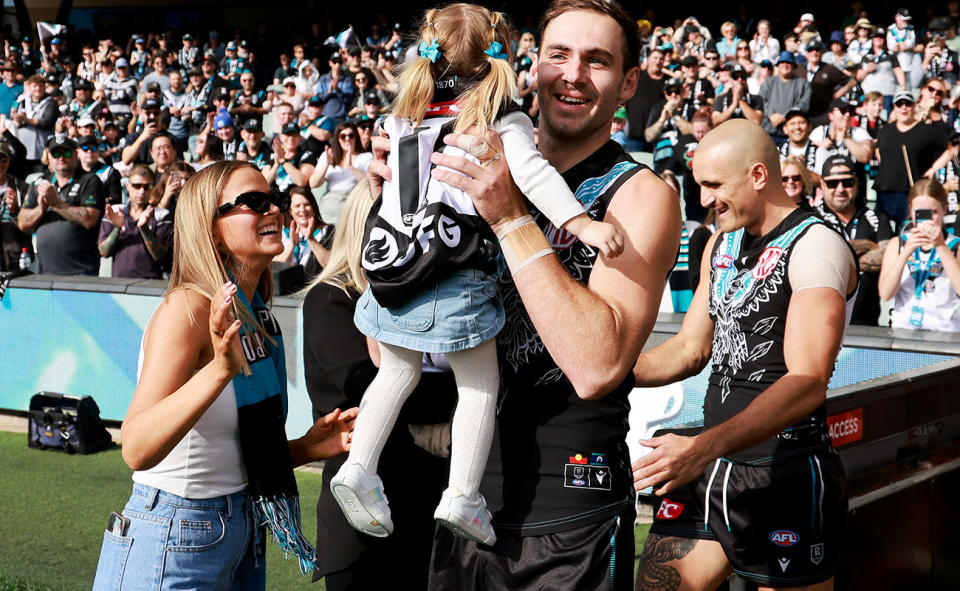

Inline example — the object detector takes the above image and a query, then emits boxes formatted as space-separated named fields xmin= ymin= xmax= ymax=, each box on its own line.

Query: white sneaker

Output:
xmin=329 ymin=461 xmax=393 ymax=537
xmin=434 ymin=487 xmax=497 ymax=546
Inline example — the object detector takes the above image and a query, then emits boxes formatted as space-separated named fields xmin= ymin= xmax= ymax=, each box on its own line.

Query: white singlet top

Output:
xmin=131 ymin=326 xmax=247 ymax=499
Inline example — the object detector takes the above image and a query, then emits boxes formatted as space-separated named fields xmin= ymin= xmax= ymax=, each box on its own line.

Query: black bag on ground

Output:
xmin=27 ymin=392 xmax=113 ymax=454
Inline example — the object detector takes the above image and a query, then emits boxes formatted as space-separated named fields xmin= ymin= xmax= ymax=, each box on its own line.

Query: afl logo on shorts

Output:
xmin=753 ymin=247 xmax=783 ymax=280
xmin=655 ymin=498 xmax=685 ymax=520
xmin=713 ymin=254 xmax=734 ymax=269
xmin=769 ymin=530 xmax=799 ymax=546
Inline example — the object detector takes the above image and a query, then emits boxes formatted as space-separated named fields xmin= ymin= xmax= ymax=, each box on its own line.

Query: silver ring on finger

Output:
xmin=481 ymin=153 xmax=501 ymax=167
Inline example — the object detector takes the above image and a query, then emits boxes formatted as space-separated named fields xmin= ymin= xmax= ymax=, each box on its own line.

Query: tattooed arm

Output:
xmin=137 ymin=206 xmax=168 ymax=262
xmin=98 ymin=226 xmax=120 ymax=257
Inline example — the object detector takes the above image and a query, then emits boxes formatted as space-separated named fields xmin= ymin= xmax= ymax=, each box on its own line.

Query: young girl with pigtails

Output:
xmin=329 ymin=3 xmax=624 ymax=546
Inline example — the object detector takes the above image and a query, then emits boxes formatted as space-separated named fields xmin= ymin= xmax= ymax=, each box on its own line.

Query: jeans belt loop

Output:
xmin=144 ymin=486 xmax=159 ymax=511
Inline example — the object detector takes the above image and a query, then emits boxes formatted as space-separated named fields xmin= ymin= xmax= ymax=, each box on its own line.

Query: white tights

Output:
xmin=347 ymin=339 xmax=499 ymax=498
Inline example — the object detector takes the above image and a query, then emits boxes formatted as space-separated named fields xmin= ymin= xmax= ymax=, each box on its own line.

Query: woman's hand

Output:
xmin=163 ymin=173 xmax=180 ymax=200
xmin=302 ymin=214 xmax=317 ymax=241
xmin=289 ymin=219 xmax=300 ymax=244
xmin=296 ymin=407 xmax=359 ymax=462
xmin=209 ymin=281 xmax=244 ymax=377
xmin=919 ymin=220 xmax=945 ymax=248
xmin=905 ymin=227 xmax=932 ymax=254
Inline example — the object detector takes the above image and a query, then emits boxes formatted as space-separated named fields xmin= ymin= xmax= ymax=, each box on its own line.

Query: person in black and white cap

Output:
xmin=179 ymin=33 xmax=198 ymax=72
xmin=77 ymin=134 xmax=122 ymax=205
xmin=104 ymin=57 xmax=138 ymax=125
xmin=810 ymin=98 xmax=873 ymax=174
xmin=712 ymin=62 xmax=764 ymax=126
xmin=888 ymin=8 xmax=922 ymax=88
xmin=263 ymin=121 xmax=316 ymax=194
xmin=646 ymin=76 xmax=695 ymax=174
xmin=16 ymin=134 xmax=106 ymax=276
xmin=237 ymin=117 xmax=273 ymax=170
xmin=804 ymin=40 xmax=858 ymax=126
xmin=778 ymin=108 xmax=819 ymax=177
xmin=815 ymin=153 xmax=893 ymax=325
xmin=218 ymin=41 xmax=246 ymax=90
xmin=876 ymin=90 xmax=952 ymax=228
xmin=857 ymin=25 xmax=905 ymax=113
xmin=68 ymin=78 xmax=101 ymax=125
xmin=120 ymin=97 xmax=168 ymax=165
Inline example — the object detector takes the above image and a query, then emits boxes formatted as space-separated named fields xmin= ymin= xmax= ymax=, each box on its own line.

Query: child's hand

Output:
xmin=581 ymin=220 xmax=625 ymax=258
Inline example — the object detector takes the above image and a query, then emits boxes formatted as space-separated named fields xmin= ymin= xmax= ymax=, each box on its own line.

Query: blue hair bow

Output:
xmin=484 ymin=41 xmax=508 ymax=61
xmin=419 ymin=39 xmax=441 ymax=63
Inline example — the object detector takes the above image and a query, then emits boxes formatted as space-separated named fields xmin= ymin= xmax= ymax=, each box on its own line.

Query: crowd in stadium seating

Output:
xmin=2 ymin=6 xmax=960 ymax=329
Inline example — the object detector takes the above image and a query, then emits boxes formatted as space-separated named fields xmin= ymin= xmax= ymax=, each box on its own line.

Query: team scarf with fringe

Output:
xmin=232 ymin=286 xmax=318 ymax=573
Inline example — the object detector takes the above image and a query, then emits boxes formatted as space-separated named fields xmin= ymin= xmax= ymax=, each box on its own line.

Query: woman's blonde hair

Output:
xmin=312 ymin=179 xmax=376 ymax=296
xmin=168 ymin=160 xmax=274 ymax=371
xmin=391 ymin=3 xmax=518 ymax=134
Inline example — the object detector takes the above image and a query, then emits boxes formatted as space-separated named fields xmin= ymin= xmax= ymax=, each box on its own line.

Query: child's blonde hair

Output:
xmin=391 ymin=3 xmax=518 ymax=134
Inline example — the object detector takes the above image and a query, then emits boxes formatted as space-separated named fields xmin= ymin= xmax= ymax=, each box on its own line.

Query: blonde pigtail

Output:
xmin=455 ymin=11 xmax=518 ymax=134
xmin=391 ymin=9 xmax=441 ymax=127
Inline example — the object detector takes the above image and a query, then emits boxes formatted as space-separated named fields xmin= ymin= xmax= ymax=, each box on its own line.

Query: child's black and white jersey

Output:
xmin=361 ymin=110 xmax=585 ymax=308
xmin=706 ymin=209 xmax=856 ymax=464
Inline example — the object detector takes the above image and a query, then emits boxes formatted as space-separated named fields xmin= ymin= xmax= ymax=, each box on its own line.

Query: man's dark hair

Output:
xmin=539 ymin=0 xmax=640 ymax=72
xmin=150 ymin=131 xmax=176 ymax=150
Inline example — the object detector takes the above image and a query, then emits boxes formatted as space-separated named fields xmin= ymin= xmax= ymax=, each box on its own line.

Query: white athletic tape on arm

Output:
xmin=496 ymin=215 xmax=554 ymax=273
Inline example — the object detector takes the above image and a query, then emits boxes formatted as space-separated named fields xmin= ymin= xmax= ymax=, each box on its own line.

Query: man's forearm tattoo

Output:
xmin=138 ymin=225 xmax=167 ymax=262
xmin=636 ymin=534 xmax=696 ymax=591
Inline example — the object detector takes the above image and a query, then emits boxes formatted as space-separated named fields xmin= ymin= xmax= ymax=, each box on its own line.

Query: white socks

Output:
xmin=445 ymin=339 xmax=499 ymax=498
xmin=347 ymin=342 xmax=422 ymax=473
xmin=348 ymin=339 xmax=499 ymax=500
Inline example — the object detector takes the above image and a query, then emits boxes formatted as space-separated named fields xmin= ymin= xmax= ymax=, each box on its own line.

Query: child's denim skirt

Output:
xmin=354 ymin=267 xmax=504 ymax=353
xmin=92 ymin=482 xmax=265 ymax=590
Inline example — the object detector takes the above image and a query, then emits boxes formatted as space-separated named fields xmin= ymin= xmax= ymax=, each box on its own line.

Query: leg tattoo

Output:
xmin=636 ymin=534 xmax=696 ymax=591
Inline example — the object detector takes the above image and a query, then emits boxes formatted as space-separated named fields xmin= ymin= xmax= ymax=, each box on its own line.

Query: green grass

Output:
xmin=0 ymin=431 xmax=324 ymax=591
xmin=0 ymin=430 xmax=650 ymax=590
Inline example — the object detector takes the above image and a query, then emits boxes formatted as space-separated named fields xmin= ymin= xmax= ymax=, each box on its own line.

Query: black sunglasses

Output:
xmin=128 ymin=182 xmax=151 ymax=190
xmin=217 ymin=191 xmax=290 ymax=216
xmin=782 ymin=174 xmax=803 ymax=183
xmin=824 ymin=178 xmax=856 ymax=189
xmin=79 ymin=145 xmax=98 ymax=152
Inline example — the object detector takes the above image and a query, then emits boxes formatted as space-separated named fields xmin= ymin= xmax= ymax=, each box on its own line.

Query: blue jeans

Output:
xmin=877 ymin=190 xmax=910 ymax=228
xmin=92 ymin=483 xmax=264 ymax=591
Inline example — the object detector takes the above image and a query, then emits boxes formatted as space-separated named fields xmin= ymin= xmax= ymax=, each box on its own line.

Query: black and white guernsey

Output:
xmin=706 ymin=209 xmax=848 ymax=464
xmin=361 ymin=86 xmax=584 ymax=309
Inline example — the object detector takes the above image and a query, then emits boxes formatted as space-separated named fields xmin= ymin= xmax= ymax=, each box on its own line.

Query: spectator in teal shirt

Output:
xmin=0 ymin=60 xmax=23 ymax=118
